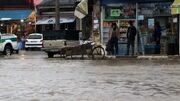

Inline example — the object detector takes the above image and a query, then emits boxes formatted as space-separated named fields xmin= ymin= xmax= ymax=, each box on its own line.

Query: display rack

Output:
xmin=102 ymin=20 xmax=118 ymax=44
xmin=119 ymin=19 xmax=135 ymax=55
xmin=102 ymin=19 xmax=136 ymax=55
xmin=119 ymin=19 xmax=136 ymax=43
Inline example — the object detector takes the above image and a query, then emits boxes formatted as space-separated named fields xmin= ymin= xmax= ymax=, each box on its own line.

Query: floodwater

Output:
xmin=0 ymin=51 xmax=180 ymax=101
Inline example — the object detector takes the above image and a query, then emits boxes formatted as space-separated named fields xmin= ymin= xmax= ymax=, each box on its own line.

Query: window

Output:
xmin=28 ymin=35 xmax=42 ymax=39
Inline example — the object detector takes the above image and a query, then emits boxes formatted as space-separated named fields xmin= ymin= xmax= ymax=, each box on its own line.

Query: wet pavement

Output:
xmin=0 ymin=51 xmax=180 ymax=101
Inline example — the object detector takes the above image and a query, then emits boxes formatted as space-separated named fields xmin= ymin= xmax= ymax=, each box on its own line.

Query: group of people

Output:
xmin=106 ymin=21 xmax=162 ymax=55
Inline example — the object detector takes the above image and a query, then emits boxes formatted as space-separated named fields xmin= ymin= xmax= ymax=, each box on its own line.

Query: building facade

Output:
xmin=36 ymin=0 xmax=94 ymax=40
xmin=99 ymin=0 xmax=179 ymax=55
xmin=0 ymin=0 xmax=34 ymax=38
xmin=36 ymin=0 xmax=77 ymax=32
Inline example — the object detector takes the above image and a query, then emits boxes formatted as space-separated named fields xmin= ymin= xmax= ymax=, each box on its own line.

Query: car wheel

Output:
xmin=4 ymin=45 xmax=12 ymax=56
xmin=48 ymin=52 xmax=54 ymax=58
xmin=15 ymin=50 xmax=19 ymax=54
xmin=25 ymin=48 xmax=29 ymax=51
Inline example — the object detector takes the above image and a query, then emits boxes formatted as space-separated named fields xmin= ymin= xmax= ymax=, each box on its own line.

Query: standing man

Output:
xmin=127 ymin=21 xmax=137 ymax=56
xmin=153 ymin=22 xmax=162 ymax=54
xmin=109 ymin=23 xmax=119 ymax=55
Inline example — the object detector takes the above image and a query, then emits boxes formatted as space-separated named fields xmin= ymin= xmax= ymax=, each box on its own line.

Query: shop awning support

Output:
xmin=179 ymin=15 xmax=180 ymax=55
xmin=171 ymin=0 xmax=180 ymax=55
xmin=35 ymin=6 xmax=37 ymax=33
xmin=135 ymin=3 xmax=138 ymax=55
xmin=55 ymin=0 xmax=60 ymax=30
xmin=74 ymin=0 xmax=88 ymax=44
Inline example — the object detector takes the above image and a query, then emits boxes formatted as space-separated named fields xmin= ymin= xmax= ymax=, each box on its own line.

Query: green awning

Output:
xmin=171 ymin=0 xmax=180 ymax=15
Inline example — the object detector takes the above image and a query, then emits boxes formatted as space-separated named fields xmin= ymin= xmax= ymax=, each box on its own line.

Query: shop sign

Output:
xmin=139 ymin=3 xmax=171 ymax=16
xmin=141 ymin=9 xmax=153 ymax=15
xmin=171 ymin=7 xmax=180 ymax=15
xmin=105 ymin=4 xmax=136 ymax=19
xmin=148 ymin=18 xmax=154 ymax=29
xmin=138 ymin=15 xmax=144 ymax=20
xmin=173 ymin=18 xmax=177 ymax=23
xmin=110 ymin=9 xmax=122 ymax=17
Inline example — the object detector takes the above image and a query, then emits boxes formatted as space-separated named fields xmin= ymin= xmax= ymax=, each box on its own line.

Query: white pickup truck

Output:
xmin=42 ymin=30 xmax=80 ymax=58
xmin=0 ymin=33 xmax=19 ymax=55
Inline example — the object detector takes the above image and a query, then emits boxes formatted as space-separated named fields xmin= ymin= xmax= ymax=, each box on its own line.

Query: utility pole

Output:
xmin=55 ymin=0 xmax=60 ymax=30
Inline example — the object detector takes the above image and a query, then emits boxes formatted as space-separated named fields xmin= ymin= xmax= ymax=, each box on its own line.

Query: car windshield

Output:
xmin=43 ymin=30 xmax=79 ymax=40
xmin=28 ymin=35 xmax=42 ymax=39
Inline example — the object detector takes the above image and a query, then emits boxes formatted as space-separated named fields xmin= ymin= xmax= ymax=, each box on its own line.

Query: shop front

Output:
xmin=100 ymin=0 xmax=177 ymax=56
xmin=101 ymin=3 xmax=137 ymax=55
xmin=0 ymin=10 xmax=32 ymax=37
xmin=138 ymin=2 xmax=179 ymax=55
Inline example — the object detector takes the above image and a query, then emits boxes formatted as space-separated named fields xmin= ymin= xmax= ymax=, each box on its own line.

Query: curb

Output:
xmin=106 ymin=55 xmax=137 ymax=60
xmin=137 ymin=56 xmax=168 ymax=60
xmin=105 ymin=55 xmax=180 ymax=60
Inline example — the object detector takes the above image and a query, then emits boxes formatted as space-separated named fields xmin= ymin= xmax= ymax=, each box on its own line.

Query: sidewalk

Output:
xmin=138 ymin=55 xmax=180 ymax=60
xmin=106 ymin=55 xmax=180 ymax=60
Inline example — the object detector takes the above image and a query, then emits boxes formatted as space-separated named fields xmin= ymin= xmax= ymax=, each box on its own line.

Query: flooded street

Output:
xmin=0 ymin=51 xmax=180 ymax=101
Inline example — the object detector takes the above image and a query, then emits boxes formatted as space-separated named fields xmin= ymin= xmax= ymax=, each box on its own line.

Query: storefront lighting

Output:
xmin=173 ymin=18 xmax=177 ymax=23
xmin=21 ymin=19 xmax=24 ymax=23
xmin=0 ymin=18 xmax=11 ymax=21
xmin=0 ymin=24 xmax=3 ymax=26
xmin=138 ymin=15 xmax=144 ymax=20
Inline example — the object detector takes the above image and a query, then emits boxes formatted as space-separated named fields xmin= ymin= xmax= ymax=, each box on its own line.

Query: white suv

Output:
xmin=0 ymin=33 xmax=19 ymax=55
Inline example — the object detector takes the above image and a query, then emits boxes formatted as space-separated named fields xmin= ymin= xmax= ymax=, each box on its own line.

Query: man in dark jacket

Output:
xmin=153 ymin=22 xmax=162 ymax=54
xmin=127 ymin=21 xmax=137 ymax=56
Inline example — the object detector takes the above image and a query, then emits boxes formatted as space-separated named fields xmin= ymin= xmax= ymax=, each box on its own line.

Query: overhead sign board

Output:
xmin=105 ymin=4 xmax=136 ymax=19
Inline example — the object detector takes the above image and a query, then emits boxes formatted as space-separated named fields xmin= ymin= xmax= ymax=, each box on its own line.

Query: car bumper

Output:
xmin=25 ymin=44 xmax=42 ymax=48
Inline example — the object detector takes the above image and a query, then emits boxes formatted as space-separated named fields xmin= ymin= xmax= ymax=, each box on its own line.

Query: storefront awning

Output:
xmin=101 ymin=0 xmax=173 ymax=5
xmin=0 ymin=10 xmax=32 ymax=21
xmin=171 ymin=0 xmax=180 ymax=15
xmin=36 ymin=17 xmax=75 ymax=25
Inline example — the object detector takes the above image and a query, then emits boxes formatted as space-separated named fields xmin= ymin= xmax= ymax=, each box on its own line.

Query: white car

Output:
xmin=0 ymin=33 xmax=19 ymax=55
xmin=25 ymin=33 xmax=43 ymax=49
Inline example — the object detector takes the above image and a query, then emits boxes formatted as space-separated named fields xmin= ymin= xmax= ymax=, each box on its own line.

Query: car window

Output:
xmin=28 ymin=35 xmax=42 ymax=39
xmin=43 ymin=30 xmax=79 ymax=40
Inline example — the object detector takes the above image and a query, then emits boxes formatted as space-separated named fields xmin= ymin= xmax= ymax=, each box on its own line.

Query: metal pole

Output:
xmin=80 ymin=19 xmax=82 ymax=31
xmin=100 ymin=6 xmax=103 ymax=44
xmin=35 ymin=5 xmax=37 ymax=32
xmin=55 ymin=0 xmax=60 ymax=30
xmin=135 ymin=3 xmax=138 ymax=55
xmin=179 ymin=14 xmax=180 ymax=55
xmin=79 ymin=19 xmax=83 ymax=44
